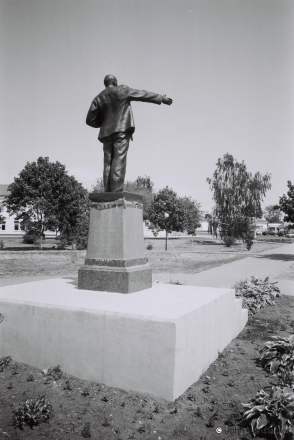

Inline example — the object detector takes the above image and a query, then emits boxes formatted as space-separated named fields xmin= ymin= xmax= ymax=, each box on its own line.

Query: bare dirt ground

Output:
xmin=1 ymin=295 xmax=294 ymax=440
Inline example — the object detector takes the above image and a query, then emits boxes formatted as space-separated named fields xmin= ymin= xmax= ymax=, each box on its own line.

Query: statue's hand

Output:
xmin=162 ymin=95 xmax=173 ymax=105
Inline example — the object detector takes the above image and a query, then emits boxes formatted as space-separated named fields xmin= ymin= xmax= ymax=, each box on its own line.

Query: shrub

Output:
xmin=23 ymin=230 xmax=39 ymax=244
xmin=59 ymin=227 xmax=88 ymax=250
xmin=245 ymin=233 xmax=254 ymax=251
xmin=222 ymin=235 xmax=236 ymax=247
xmin=240 ymin=386 xmax=294 ymax=440
xmin=23 ymin=230 xmax=45 ymax=245
xmin=259 ymin=335 xmax=294 ymax=376
xmin=146 ymin=243 xmax=153 ymax=250
xmin=235 ymin=276 xmax=280 ymax=316
xmin=12 ymin=396 xmax=52 ymax=429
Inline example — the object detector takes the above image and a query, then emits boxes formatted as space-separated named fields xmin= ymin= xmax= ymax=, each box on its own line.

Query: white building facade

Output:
xmin=0 ymin=184 xmax=55 ymax=237
xmin=0 ymin=184 xmax=22 ymax=235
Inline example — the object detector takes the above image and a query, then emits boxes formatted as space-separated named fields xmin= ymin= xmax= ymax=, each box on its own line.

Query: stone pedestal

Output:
xmin=0 ymin=279 xmax=248 ymax=401
xmin=78 ymin=192 xmax=152 ymax=293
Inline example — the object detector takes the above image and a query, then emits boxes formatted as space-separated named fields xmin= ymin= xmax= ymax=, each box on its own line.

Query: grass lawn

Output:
xmin=256 ymin=235 xmax=294 ymax=244
xmin=0 ymin=236 xmax=288 ymax=278
xmin=144 ymin=237 xmax=288 ymax=274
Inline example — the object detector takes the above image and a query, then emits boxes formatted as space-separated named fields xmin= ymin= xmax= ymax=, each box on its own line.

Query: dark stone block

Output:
xmin=89 ymin=192 xmax=143 ymax=204
xmin=85 ymin=258 xmax=148 ymax=267
xmin=78 ymin=264 xmax=152 ymax=294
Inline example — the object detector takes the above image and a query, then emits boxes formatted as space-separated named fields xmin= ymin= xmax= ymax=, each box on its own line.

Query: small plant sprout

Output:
xmin=47 ymin=365 xmax=63 ymax=380
xmin=81 ymin=421 xmax=91 ymax=438
xmin=0 ymin=356 xmax=12 ymax=372
xmin=81 ymin=387 xmax=90 ymax=396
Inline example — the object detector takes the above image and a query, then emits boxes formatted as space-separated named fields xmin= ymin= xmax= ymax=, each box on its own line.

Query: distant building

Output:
xmin=255 ymin=218 xmax=268 ymax=232
xmin=198 ymin=220 xmax=209 ymax=231
xmin=268 ymin=222 xmax=284 ymax=233
xmin=0 ymin=184 xmax=55 ymax=237
xmin=0 ymin=184 xmax=22 ymax=235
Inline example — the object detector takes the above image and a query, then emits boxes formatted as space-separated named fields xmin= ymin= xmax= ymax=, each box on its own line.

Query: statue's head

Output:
xmin=104 ymin=75 xmax=118 ymax=87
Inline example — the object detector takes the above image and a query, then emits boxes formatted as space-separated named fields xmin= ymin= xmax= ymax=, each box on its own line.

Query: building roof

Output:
xmin=0 ymin=184 xmax=9 ymax=197
xmin=256 ymin=218 xmax=267 ymax=224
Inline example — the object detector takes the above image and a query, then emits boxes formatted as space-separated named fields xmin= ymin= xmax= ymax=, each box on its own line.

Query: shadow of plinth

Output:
xmin=62 ymin=276 xmax=78 ymax=287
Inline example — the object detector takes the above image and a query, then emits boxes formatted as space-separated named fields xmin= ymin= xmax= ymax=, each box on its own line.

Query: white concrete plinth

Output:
xmin=0 ymin=279 xmax=248 ymax=401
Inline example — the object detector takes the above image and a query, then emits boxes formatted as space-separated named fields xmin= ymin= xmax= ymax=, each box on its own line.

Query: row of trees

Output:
xmin=4 ymin=155 xmax=294 ymax=250
xmin=4 ymin=158 xmax=202 ymax=249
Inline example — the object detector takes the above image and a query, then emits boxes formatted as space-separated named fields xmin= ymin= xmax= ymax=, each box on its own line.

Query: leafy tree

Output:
xmin=207 ymin=153 xmax=271 ymax=219
xmin=220 ymin=214 xmax=255 ymax=250
xmin=148 ymin=186 xmax=201 ymax=235
xmin=59 ymin=207 xmax=89 ymax=250
xmin=91 ymin=177 xmax=104 ymax=192
xmin=263 ymin=205 xmax=282 ymax=223
xmin=92 ymin=175 xmax=154 ymax=220
xmin=179 ymin=196 xmax=202 ymax=235
xmin=5 ymin=157 xmax=89 ymax=249
xmin=207 ymin=153 xmax=271 ymax=248
xmin=278 ymin=181 xmax=294 ymax=224
xmin=205 ymin=212 xmax=219 ymax=238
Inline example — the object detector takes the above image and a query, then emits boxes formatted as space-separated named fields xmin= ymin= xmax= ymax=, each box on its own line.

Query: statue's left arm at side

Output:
xmin=86 ymin=97 xmax=103 ymax=128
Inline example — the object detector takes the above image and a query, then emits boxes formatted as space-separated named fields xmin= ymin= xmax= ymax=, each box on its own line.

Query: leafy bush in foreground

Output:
xmin=12 ymin=396 xmax=52 ymax=429
xmin=260 ymin=335 xmax=294 ymax=376
xmin=235 ymin=276 xmax=280 ymax=316
xmin=240 ymin=386 xmax=294 ymax=440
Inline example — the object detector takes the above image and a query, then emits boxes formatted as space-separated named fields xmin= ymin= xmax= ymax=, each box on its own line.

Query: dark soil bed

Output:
xmin=1 ymin=295 xmax=294 ymax=440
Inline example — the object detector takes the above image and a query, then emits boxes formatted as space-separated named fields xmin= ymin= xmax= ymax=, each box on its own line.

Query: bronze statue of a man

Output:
xmin=86 ymin=75 xmax=173 ymax=192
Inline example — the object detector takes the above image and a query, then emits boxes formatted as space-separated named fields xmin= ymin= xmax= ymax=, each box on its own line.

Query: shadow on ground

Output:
xmin=255 ymin=254 xmax=294 ymax=261
xmin=63 ymin=276 xmax=78 ymax=288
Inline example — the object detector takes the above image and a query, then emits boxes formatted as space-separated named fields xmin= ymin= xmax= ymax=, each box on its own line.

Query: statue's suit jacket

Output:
xmin=86 ymin=85 xmax=163 ymax=142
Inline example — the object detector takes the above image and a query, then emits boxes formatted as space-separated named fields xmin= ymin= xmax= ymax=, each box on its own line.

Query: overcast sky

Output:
xmin=1 ymin=0 xmax=293 ymax=212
